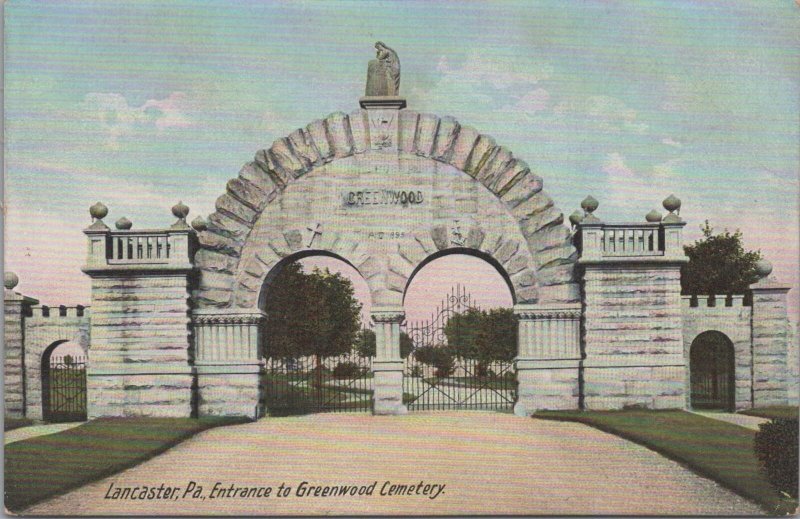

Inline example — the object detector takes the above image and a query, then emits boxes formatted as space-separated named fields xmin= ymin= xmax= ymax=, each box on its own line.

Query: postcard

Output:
xmin=3 ymin=1 xmax=798 ymax=516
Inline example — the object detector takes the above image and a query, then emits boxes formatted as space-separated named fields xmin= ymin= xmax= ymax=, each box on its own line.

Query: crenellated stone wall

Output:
xmin=682 ymin=295 xmax=752 ymax=410
xmin=23 ymin=306 xmax=90 ymax=419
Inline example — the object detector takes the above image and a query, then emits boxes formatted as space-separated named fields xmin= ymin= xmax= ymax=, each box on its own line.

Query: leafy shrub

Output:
xmin=413 ymin=345 xmax=454 ymax=377
xmin=332 ymin=361 xmax=363 ymax=380
xmin=409 ymin=365 xmax=423 ymax=378
xmin=754 ymin=418 xmax=798 ymax=498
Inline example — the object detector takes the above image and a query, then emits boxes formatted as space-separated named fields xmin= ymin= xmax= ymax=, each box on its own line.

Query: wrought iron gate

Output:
xmin=403 ymin=285 xmax=517 ymax=411
xmin=42 ymin=355 xmax=87 ymax=422
xmin=690 ymin=333 xmax=735 ymax=410
xmin=263 ymin=352 xmax=373 ymax=415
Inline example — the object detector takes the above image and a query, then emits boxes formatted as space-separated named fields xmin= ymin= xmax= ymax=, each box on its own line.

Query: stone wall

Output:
xmin=750 ymin=283 xmax=791 ymax=407
xmin=87 ymin=275 xmax=193 ymax=417
xmin=681 ymin=296 xmax=752 ymax=410
xmin=582 ymin=265 xmax=686 ymax=409
xmin=23 ymin=306 xmax=90 ymax=419
xmin=4 ymin=289 xmax=31 ymax=417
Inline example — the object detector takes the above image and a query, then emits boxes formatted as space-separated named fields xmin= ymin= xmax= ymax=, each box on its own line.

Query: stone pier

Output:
xmin=192 ymin=309 xmax=265 ymax=418
xmin=578 ymin=197 xmax=688 ymax=410
xmin=81 ymin=203 xmax=195 ymax=418
xmin=514 ymin=304 xmax=581 ymax=415
xmin=750 ymin=262 xmax=791 ymax=407
xmin=371 ymin=307 xmax=407 ymax=415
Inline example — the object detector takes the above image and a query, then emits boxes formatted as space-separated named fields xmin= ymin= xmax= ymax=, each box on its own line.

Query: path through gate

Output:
xmin=403 ymin=285 xmax=517 ymax=411
xmin=42 ymin=355 xmax=87 ymax=422
xmin=263 ymin=352 xmax=373 ymax=415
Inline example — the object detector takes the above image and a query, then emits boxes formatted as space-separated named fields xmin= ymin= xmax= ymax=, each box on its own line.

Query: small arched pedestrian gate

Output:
xmin=41 ymin=342 xmax=87 ymax=422
xmin=689 ymin=331 xmax=735 ymax=411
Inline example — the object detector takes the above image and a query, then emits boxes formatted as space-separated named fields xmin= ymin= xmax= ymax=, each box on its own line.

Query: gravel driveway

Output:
xmin=23 ymin=411 xmax=763 ymax=516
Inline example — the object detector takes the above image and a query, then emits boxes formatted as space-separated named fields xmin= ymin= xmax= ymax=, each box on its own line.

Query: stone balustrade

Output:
xmin=682 ymin=295 xmax=747 ymax=308
xmin=578 ymin=221 xmax=686 ymax=263
xmin=85 ymin=229 xmax=193 ymax=271
xmin=108 ymin=232 xmax=173 ymax=264
xmin=27 ymin=305 xmax=90 ymax=318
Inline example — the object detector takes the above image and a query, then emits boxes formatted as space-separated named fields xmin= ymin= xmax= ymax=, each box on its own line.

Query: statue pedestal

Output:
xmin=359 ymin=96 xmax=406 ymax=110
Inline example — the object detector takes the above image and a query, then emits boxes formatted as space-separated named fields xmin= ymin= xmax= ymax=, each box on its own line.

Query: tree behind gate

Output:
xmin=264 ymin=263 xmax=362 ymax=360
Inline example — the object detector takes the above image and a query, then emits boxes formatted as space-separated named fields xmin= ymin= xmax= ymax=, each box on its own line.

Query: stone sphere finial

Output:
xmin=4 ymin=272 xmax=19 ymax=290
xmin=191 ymin=216 xmax=208 ymax=232
xmin=645 ymin=209 xmax=662 ymax=223
xmin=663 ymin=194 xmax=681 ymax=214
xmin=568 ymin=210 xmax=584 ymax=227
xmin=172 ymin=201 xmax=190 ymax=220
xmin=89 ymin=201 xmax=108 ymax=221
xmin=580 ymin=195 xmax=599 ymax=214
xmin=755 ymin=259 xmax=773 ymax=279
xmin=115 ymin=217 xmax=132 ymax=230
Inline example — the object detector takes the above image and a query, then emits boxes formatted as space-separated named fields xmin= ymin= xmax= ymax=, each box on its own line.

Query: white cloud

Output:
xmin=515 ymin=88 xmax=550 ymax=115
xmin=661 ymin=137 xmax=683 ymax=148
xmin=554 ymin=95 xmax=648 ymax=134
xmin=81 ymin=91 xmax=194 ymax=148
xmin=453 ymin=49 xmax=552 ymax=89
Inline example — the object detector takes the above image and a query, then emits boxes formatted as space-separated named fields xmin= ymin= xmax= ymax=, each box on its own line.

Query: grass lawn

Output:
xmin=4 ymin=417 xmax=34 ymax=431
xmin=535 ymin=409 xmax=797 ymax=516
xmin=4 ymin=416 xmax=246 ymax=513
xmin=740 ymin=406 xmax=799 ymax=421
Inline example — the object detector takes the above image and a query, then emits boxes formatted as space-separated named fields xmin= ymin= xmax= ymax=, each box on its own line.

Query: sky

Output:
xmin=4 ymin=0 xmax=799 ymax=324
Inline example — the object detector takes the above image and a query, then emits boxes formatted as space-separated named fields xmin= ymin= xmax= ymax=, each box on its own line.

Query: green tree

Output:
xmin=355 ymin=328 xmax=413 ymax=358
xmin=264 ymin=263 xmax=362 ymax=361
xmin=444 ymin=307 xmax=517 ymax=374
xmin=682 ymin=221 xmax=762 ymax=295
xmin=413 ymin=344 xmax=455 ymax=377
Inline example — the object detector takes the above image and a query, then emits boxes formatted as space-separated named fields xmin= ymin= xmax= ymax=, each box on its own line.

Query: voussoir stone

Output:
xmin=324 ymin=112 xmax=354 ymax=158
xmin=215 ymin=193 xmax=258 ymax=225
xmin=398 ymin=110 xmax=420 ymax=153
xmin=432 ymin=116 xmax=460 ymax=161
xmin=287 ymin=127 xmax=323 ymax=168
xmin=306 ymin=119 xmax=334 ymax=162
xmin=349 ymin=110 xmax=370 ymax=153
xmin=253 ymin=148 xmax=289 ymax=188
xmin=415 ymin=113 xmax=440 ymax=157
xmin=227 ymin=178 xmax=265 ymax=212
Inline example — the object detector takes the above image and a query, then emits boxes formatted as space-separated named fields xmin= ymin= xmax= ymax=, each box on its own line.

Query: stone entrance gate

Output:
xmin=4 ymin=47 xmax=795 ymax=421
xmin=190 ymin=96 xmax=582 ymax=417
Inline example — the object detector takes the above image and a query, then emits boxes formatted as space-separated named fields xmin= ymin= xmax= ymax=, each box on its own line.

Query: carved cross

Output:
xmin=306 ymin=223 xmax=323 ymax=248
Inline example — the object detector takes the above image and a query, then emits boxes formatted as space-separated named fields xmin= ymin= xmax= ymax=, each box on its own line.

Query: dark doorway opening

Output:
xmin=42 ymin=341 xmax=87 ymax=422
xmin=690 ymin=331 xmax=735 ymax=411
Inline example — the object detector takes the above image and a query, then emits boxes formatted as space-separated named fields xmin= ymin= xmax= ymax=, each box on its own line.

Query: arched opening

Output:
xmin=41 ymin=341 xmax=87 ymax=422
xmin=403 ymin=248 xmax=517 ymax=307
xmin=401 ymin=252 xmax=517 ymax=411
xmin=690 ymin=331 xmax=735 ymax=411
xmin=258 ymin=251 xmax=374 ymax=415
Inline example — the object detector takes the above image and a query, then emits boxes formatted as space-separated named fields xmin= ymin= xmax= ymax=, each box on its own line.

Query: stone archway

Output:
xmin=40 ymin=340 xmax=88 ymax=423
xmin=192 ymin=105 xmax=581 ymax=416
